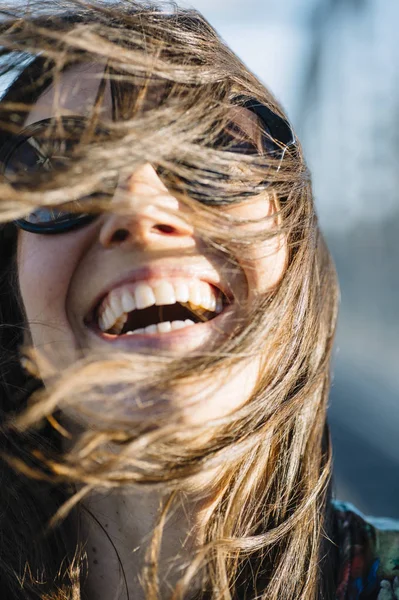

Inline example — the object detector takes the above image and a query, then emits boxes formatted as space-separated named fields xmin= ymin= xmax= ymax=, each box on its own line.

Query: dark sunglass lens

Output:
xmin=214 ymin=110 xmax=284 ymax=159
xmin=4 ymin=116 xmax=101 ymax=178
xmin=5 ymin=137 xmax=42 ymax=176
xmin=231 ymin=96 xmax=295 ymax=159
xmin=5 ymin=118 xmax=112 ymax=232
xmin=5 ymin=135 xmax=74 ymax=179
xmin=22 ymin=206 xmax=78 ymax=226
xmin=19 ymin=192 xmax=105 ymax=228
xmin=214 ymin=123 xmax=261 ymax=155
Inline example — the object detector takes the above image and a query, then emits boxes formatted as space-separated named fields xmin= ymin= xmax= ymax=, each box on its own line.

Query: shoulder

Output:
xmin=333 ymin=500 xmax=399 ymax=600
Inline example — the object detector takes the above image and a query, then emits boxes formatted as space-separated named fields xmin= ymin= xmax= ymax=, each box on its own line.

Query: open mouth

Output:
xmin=86 ymin=279 xmax=230 ymax=338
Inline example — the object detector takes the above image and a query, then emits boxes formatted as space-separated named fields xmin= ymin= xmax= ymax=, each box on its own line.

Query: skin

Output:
xmin=16 ymin=63 xmax=288 ymax=599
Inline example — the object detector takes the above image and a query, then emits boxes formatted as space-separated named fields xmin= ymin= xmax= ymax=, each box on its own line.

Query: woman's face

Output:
xmin=16 ymin=64 xmax=287 ymax=423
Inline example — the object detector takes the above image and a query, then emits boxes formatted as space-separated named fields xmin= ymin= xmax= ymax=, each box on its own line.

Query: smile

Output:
xmin=86 ymin=278 xmax=229 ymax=338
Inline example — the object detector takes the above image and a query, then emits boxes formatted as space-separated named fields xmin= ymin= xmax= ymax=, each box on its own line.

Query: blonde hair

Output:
xmin=0 ymin=2 xmax=339 ymax=599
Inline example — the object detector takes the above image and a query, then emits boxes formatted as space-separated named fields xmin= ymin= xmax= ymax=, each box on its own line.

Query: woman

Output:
xmin=0 ymin=2 xmax=397 ymax=599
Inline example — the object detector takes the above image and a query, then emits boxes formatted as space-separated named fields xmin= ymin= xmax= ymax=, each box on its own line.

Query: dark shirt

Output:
xmin=334 ymin=501 xmax=399 ymax=599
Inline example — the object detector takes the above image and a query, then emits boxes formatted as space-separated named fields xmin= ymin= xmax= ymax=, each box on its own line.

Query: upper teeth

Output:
xmin=97 ymin=279 xmax=224 ymax=334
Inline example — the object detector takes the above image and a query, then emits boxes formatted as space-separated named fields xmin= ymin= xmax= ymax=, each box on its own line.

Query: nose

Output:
xmin=98 ymin=163 xmax=195 ymax=249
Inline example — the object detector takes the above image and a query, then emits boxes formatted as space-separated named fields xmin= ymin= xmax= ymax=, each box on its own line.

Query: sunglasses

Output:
xmin=0 ymin=97 xmax=296 ymax=235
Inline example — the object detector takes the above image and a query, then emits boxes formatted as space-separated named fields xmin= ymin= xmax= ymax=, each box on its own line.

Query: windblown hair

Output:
xmin=0 ymin=2 xmax=339 ymax=599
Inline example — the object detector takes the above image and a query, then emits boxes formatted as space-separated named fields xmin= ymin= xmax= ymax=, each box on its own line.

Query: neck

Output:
xmin=79 ymin=486 xmax=204 ymax=600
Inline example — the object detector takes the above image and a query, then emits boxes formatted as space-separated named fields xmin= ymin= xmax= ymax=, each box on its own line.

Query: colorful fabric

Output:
xmin=334 ymin=501 xmax=399 ymax=599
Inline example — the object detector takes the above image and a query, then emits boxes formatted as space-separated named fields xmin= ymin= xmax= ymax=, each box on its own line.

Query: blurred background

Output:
xmin=179 ymin=0 xmax=399 ymax=517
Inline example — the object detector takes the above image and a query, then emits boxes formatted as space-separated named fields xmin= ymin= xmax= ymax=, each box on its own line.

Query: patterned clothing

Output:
xmin=334 ymin=501 xmax=399 ymax=599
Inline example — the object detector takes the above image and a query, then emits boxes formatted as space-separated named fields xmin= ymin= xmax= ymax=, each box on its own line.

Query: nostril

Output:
xmin=111 ymin=229 xmax=129 ymax=243
xmin=153 ymin=224 xmax=177 ymax=235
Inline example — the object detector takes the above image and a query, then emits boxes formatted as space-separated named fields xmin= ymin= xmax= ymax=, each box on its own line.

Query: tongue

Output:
xmin=121 ymin=303 xmax=201 ymax=334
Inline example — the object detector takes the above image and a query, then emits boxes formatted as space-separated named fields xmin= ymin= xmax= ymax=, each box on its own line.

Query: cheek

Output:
xmin=243 ymin=235 xmax=287 ymax=295
xmin=17 ymin=232 xmax=83 ymax=360
xmin=225 ymin=196 xmax=288 ymax=296
xmin=18 ymin=236 xmax=65 ymax=305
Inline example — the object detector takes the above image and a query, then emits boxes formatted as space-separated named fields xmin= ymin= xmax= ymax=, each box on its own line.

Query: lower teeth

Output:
xmin=125 ymin=319 xmax=195 ymax=335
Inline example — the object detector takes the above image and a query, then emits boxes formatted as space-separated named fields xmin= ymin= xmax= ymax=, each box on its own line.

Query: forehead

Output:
xmin=23 ymin=63 xmax=262 ymax=143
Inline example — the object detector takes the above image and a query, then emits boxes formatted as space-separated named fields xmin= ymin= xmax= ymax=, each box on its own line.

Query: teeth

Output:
xmin=104 ymin=306 xmax=117 ymax=329
xmin=184 ymin=303 xmax=207 ymax=321
xmin=110 ymin=295 xmax=122 ymax=318
xmin=110 ymin=314 xmax=128 ymax=335
xmin=144 ymin=324 xmax=158 ymax=334
xmin=154 ymin=281 xmax=176 ymax=306
xmin=135 ymin=283 xmax=156 ymax=310
xmin=96 ymin=279 xmax=225 ymax=333
xmin=174 ymin=282 xmax=189 ymax=303
xmin=188 ymin=281 xmax=202 ymax=307
xmin=209 ymin=294 xmax=216 ymax=312
xmin=98 ymin=312 xmax=107 ymax=332
xmin=170 ymin=320 xmax=186 ymax=330
xmin=121 ymin=289 xmax=136 ymax=313
xmin=114 ymin=320 xmax=196 ymax=336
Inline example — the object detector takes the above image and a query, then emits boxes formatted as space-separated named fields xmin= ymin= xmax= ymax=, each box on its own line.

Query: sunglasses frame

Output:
xmin=0 ymin=97 xmax=296 ymax=235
